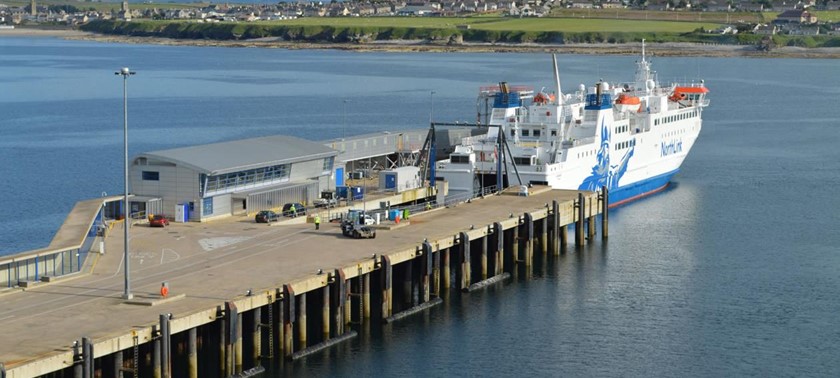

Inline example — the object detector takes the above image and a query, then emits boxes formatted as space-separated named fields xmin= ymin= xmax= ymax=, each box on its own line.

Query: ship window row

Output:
xmin=577 ymin=149 xmax=595 ymax=159
xmin=204 ymin=164 xmax=290 ymax=194
xmin=516 ymin=129 xmax=543 ymax=138
xmin=614 ymin=125 xmax=629 ymax=134
xmin=665 ymin=129 xmax=685 ymax=138
xmin=616 ymin=139 xmax=636 ymax=150
xmin=514 ymin=156 xmax=535 ymax=166
xmin=654 ymin=110 xmax=699 ymax=126
xmin=450 ymin=155 xmax=470 ymax=164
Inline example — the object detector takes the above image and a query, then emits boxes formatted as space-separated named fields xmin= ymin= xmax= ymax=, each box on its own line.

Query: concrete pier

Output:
xmin=0 ymin=187 xmax=602 ymax=378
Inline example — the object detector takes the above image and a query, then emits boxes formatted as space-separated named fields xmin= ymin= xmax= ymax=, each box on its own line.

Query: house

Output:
xmin=776 ymin=9 xmax=817 ymax=23
xmin=753 ymin=23 xmax=778 ymax=35
xmin=787 ymin=24 xmax=820 ymax=34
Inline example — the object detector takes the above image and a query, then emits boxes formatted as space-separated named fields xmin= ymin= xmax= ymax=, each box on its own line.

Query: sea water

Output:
xmin=1 ymin=37 xmax=839 ymax=376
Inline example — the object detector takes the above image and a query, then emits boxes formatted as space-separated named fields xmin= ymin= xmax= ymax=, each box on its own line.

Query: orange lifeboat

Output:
xmin=670 ymin=86 xmax=709 ymax=102
xmin=615 ymin=93 xmax=641 ymax=112
xmin=533 ymin=92 xmax=556 ymax=105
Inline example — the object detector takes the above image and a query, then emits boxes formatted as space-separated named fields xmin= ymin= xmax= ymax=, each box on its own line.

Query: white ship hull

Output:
xmin=436 ymin=45 xmax=709 ymax=206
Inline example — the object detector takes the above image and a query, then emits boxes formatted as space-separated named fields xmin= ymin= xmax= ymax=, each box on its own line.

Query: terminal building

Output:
xmin=129 ymin=135 xmax=338 ymax=222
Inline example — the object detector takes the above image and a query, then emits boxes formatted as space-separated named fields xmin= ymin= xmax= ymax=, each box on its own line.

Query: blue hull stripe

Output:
xmin=608 ymin=169 xmax=680 ymax=206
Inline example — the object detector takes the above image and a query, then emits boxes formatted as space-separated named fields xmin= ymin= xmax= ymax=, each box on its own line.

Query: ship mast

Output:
xmin=553 ymin=54 xmax=563 ymax=106
xmin=635 ymin=39 xmax=653 ymax=93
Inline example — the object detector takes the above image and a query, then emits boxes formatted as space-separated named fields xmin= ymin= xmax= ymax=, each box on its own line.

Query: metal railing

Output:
xmin=0 ymin=199 xmax=106 ymax=288
xmin=0 ymin=242 xmax=93 ymax=288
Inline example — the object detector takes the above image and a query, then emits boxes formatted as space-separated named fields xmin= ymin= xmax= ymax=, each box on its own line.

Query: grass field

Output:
xmin=4 ymin=0 xmax=203 ymax=11
xmin=270 ymin=16 xmax=717 ymax=33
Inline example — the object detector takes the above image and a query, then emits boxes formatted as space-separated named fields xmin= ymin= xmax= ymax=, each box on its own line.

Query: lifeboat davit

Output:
xmin=615 ymin=93 xmax=641 ymax=112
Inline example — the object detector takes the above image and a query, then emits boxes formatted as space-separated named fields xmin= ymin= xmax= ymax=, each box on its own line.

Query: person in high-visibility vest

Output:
xmin=314 ymin=214 xmax=321 ymax=230
xmin=290 ymin=203 xmax=297 ymax=218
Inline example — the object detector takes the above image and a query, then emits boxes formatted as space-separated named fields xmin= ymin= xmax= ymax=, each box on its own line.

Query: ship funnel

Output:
xmin=552 ymin=54 xmax=563 ymax=106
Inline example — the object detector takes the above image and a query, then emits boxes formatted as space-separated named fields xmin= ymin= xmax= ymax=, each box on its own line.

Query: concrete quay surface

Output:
xmin=0 ymin=188 xmax=595 ymax=375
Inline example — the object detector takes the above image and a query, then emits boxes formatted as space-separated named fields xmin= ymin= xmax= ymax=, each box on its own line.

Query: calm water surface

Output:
xmin=1 ymin=37 xmax=839 ymax=376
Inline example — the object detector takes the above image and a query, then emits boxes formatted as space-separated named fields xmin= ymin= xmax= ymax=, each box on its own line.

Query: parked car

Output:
xmin=314 ymin=190 xmax=338 ymax=208
xmin=282 ymin=203 xmax=306 ymax=217
xmin=255 ymin=210 xmax=279 ymax=223
xmin=149 ymin=215 xmax=170 ymax=227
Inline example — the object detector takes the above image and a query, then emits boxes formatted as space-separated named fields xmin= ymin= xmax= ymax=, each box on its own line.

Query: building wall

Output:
xmin=201 ymin=193 xmax=231 ymax=220
xmin=131 ymin=162 xmax=200 ymax=220
xmin=247 ymin=182 xmax=319 ymax=213
xmin=289 ymin=159 xmax=328 ymax=182
xmin=133 ymin=157 xmax=333 ymax=220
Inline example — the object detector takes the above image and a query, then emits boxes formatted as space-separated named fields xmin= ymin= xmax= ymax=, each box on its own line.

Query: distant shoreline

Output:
xmin=6 ymin=28 xmax=840 ymax=58
xmin=0 ymin=28 xmax=91 ymax=37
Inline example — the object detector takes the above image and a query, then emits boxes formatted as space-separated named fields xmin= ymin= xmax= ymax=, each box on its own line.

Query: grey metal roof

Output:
xmin=138 ymin=135 xmax=338 ymax=175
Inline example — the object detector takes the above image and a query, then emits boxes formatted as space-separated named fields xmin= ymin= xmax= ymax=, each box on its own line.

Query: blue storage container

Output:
xmin=389 ymin=209 xmax=401 ymax=220
xmin=351 ymin=186 xmax=364 ymax=200
xmin=336 ymin=186 xmax=349 ymax=199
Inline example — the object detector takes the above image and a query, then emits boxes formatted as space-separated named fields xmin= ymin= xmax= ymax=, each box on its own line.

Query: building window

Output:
xmin=204 ymin=163 xmax=290 ymax=195
xmin=142 ymin=171 xmax=159 ymax=181
xmin=323 ymin=157 xmax=334 ymax=174
xmin=533 ymin=130 xmax=541 ymax=137
xmin=522 ymin=129 xmax=530 ymax=137
xmin=203 ymin=197 xmax=213 ymax=215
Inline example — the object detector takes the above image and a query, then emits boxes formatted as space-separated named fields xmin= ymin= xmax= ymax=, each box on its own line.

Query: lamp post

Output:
xmin=116 ymin=67 xmax=135 ymax=300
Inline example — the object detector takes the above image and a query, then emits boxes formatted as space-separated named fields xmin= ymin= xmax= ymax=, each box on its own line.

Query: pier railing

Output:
xmin=0 ymin=198 xmax=109 ymax=289
xmin=0 ymin=247 xmax=89 ymax=288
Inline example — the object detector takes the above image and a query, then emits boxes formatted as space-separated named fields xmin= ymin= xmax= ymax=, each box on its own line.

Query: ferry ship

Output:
xmin=435 ymin=42 xmax=709 ymax=207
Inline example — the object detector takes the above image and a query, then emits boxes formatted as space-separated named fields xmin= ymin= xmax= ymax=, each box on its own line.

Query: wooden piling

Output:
xmin=524 ymin=213 xmax=534 ymax=269
xmin=552 ymin=200 xmax=561 ymax=256
xmin=334 ymin=269 xmax=347 ymax=336
xmin=159 ymin=314 xmax=171 ymax=378
xmin=381 ymin=255 xmax=392 ymax=320
xmin=321 ymin=285 xmax=330 ymax=342
xmin=422 ymin=242 xmax=432 ymax=303
xmin=402 ymin=260 xmax=413 ymax=308
xmin=252 ymin=307 xmax=261 ymax=368
xmin=82 ymin=337 xmax=92 ymax=378
xmin=512 ymin=225 xmax=520 ymax=271
xmin=587 ymin=193 xmax=596 ymax=240
xmin=188 ymin=328 xmax=197 ymax=378
xmin=113 ymin=349 xmax=123 ymax=378
xmin=362 ymin=273 xmax=371 ymax=319
xmin=432 ymin=244 xmax=441 ymax=297
xmin=342 ymin=276 xmax=350 ymax=331
xmin=576 ymin=193 xmax=585 ymax=247
xmin=282 ymin=285 xmax=294 ymax=358
xmin=297 ymin=292 xmax=307 ymax=350
xmin=494 ymin=222 xmax=503 ymax=276
xmin=601 ymin=186 xmax=609 ymax=240
xmin=218 ymin=310 xmax=226 ymax=376
xmin=459 ymin=232 xmax=471 ymax=291
xmin=152 ymin=335 xmax=161 ymax=378
xmin=442 ymin=248 xmax=450 ymax=290
xmin=480 ymin=233 xmax=488 ymax=280
xmin=73 ymin=341 xmax=82 ymax=378
xmin=541 ymin=212 xmax=548 ymax=254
